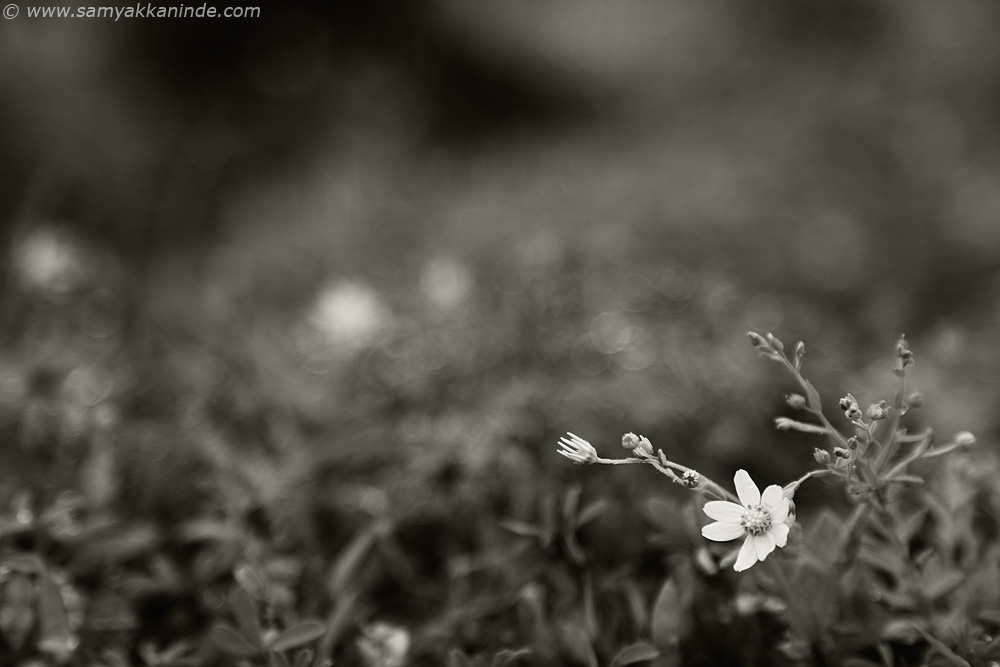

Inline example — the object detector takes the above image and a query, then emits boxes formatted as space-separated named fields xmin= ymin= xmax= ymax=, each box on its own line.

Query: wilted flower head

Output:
xmin=621 ymin=432 xmax=640 ymax=451
xmin=557 ymin=433 xmax=598 ymax=465
xmin=701 ymin=470 xmax=792 ymax=572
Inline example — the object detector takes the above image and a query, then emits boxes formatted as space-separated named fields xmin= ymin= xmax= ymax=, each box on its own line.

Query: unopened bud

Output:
xmin=867 ymin=401 xmax=888 ymax=421
xmin=681 ymin=470 xmax=701 ymax=488
xmin=794 ymin=341 xmax=806 ymax=360
xmin=766 ymin=333 xmax=784 ymax=353
xmin=847 ymin=436 xmax=859 ymax=450
xmin=955 ymin=431 xmax=977 ymax=450
xmin=833 ymin=447 xmax=851 ymax=459
xmin=907 ymin=392 xmax=924 ymax=409
xmin=747 ymin=332 xmax=769 ymax=349
xmin=813 ymin=448 xmax=832 ymax=465
xmin=621 ymin=432 xmax=641 ymax=451
xmin=785 ymin=393 xmax=807 ymax=410
xmin=896 ymin=335 xmax=914 ymax=366
xmin=845 ymin=406 xmax=863 ymax=421
xmin=635 ymin=436 xmax=655 ymax=458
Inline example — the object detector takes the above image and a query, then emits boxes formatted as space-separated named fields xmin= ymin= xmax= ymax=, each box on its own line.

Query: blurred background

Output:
xmin=1 ymin=0 xmax=1000 ymax=665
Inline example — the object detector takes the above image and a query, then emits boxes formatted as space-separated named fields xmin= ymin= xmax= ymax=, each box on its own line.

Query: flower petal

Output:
xmin=760 ymin=485 xmax=784 ymax=511
xmin=703 ymin=501 xmax=745 ymax=524
xmin=702 ymin=521 xmax=745 ymax=542
xmin=734 ymin=536 xmax=758 ymax=572
xmin=770 ymin=498 xmax=790 ymax=524
xmin=754 ymin=533 xmax=775 ymax=561
xmin=734 ymin=469 xmax=760 ymax=507
xmin=769 ymin=522 xmax=789 ymax=548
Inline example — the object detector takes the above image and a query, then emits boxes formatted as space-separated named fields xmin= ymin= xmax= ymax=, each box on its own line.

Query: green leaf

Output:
xmin=650 ymin=578 xmax=687 ymax=648
xmin=269 ymin=620 xmax=327 ymax=652
xmin=608 ymin=642 xmax=660 ymax=667
xmin=209 ymin=623 xmax=262 ymax=657
xmin=229 ymin=587 xmax=264 ymax=648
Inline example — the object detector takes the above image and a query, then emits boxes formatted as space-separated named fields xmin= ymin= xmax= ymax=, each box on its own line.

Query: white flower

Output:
xmin=700 ymin=469 xmax=791 ymax=572
xmin=557 ymin=432 xmax=598 ymax=465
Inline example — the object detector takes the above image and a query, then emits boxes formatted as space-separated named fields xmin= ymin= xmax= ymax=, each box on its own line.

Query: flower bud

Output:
xmin=794 ymin=340 xmax=806 ymax=360
xmin=681 ymin=470 xmax=701 ymax=488
xmin=867 ymin=401 xmax=888 ymax=421
xmin=833 ymin=447 xmax=851 ymax=458
xmin=847 ymin=436 xmax=859 ymax=450
xmin=785 ymin=393 xmax=807 ymax=410
xmin=896 ymin=334 xmax=914 ymax=366
xmin=621 ymin=432 xmax=640 ymax=451
xmin=766 ymin=333 xmax=784 ymax=352
xmin=839 ymin=395 xmax=856 ymax=411
xmin=955 ymin=431 xmax=977 ymax=450
xmin=747 ymin=331 xmax=769 ymax=349
xmin=845 ymin=406 xmax=863 ymax=421
xmin=813 ymin=448 xmax=832 ymax=465
xmin=907 ymin=392 xmax=924 ymax=409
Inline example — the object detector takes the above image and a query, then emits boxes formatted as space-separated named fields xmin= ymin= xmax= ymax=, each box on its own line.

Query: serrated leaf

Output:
xmin=228 ymin=587 xmax=263 ymax=648
xmin=210 ymin=623 xmax=261 ymax=657
xmin=269 ymin=620 xmax=326 ymax=652
xmin=608 ymin=642 xmax=660 ymax=667
xmin=650 ymin=578 xmax=687 ymax=648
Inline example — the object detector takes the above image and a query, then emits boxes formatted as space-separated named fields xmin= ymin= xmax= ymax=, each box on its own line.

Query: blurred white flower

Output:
xmin=557 ymin=432 xmax=598 ymax=465
xmin=701 ymin=469 xmax=791 ymax=572
xmin=356 ymin=622 xmax=410 ymax=667
xmin=302 ymin=280 xmax=392 ymax=363
xmin=15 ymin=228 xmax=84 ymax=294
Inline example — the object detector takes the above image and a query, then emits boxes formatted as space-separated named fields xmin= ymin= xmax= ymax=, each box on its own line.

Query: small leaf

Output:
xmin=563 ymin=484 xmax=582 ymax=528
xmin=918 ymin=630 xmax=972 ymax=667
xmin=328 ymin=522 xmax=381 ymax=598
xmin=558 ymin=621 xmax=597 ymax=667
xmin=650 ymin=578 xmax=687 ymax=648
xmin=229 ymin=587 xmax=264 ymax=648
xmin=37 ymin=571 xmax=78 ymax=664
xmin=492 ymin=648 xmax=530 ymax=667
xmin=209 ymin=623 xmax=261 ymax=657
xmin=499 ymin=519 xmax=542 ymax=539
xmin=576 ymin=500 xmax=611 ymax=529
xmin=269 ymin=620 xmax=327 ymax=652
xmin=609 ymin=642 xmax=660 ymax=667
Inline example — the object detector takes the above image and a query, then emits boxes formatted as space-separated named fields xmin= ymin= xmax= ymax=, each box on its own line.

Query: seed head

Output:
xmin=621 ymin=432 xmax=641 ymax=451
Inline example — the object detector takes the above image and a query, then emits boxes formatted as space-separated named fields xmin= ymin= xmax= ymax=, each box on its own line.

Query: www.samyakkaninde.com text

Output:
xmin=21 ymin=3 xmax=260 ymax=19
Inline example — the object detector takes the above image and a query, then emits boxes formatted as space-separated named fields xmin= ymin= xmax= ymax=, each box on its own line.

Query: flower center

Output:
xmin=740 ymin=504 xmax=772 ymax=536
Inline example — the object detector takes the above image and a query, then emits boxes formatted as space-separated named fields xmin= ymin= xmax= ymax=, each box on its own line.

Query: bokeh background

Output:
xmin=1 ymin=1 xmax=1000 ymax=665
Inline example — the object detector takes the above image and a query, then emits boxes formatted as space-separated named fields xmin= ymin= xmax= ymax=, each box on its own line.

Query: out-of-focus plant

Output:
xmin=561 ymin=333 xmax=998 ymax=665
